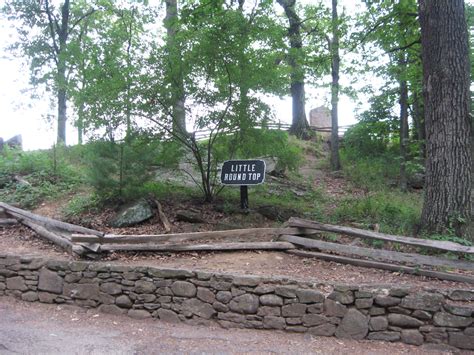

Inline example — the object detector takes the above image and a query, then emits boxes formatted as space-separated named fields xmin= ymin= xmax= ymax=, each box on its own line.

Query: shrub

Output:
xmin=332 ymin=191 xmax=422 ymax=235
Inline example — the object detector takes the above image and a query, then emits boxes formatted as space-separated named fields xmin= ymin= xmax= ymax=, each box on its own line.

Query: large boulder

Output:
xmin=109 ymin=199 xmax=154 ymax=227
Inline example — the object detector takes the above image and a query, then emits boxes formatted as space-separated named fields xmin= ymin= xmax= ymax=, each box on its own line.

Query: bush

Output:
xmin=85 ymin=134 xmax=163 ymax=203
xmin=0 ymin=146 xmax=81 ymax=208
xmin=332 ymin=191 xmax=422 ymax=235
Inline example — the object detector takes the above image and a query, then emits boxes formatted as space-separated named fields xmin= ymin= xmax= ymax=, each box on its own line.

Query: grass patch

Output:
xmin=332 ymin=190 xmax=422 ymax=236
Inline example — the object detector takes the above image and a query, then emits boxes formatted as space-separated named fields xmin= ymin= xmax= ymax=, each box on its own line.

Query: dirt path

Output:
xmin=0 ymin=297 xmax=462 ymax=355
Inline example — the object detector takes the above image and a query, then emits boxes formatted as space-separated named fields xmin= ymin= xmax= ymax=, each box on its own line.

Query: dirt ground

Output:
xmin=0 ymin=297 xmax=466 ymax=355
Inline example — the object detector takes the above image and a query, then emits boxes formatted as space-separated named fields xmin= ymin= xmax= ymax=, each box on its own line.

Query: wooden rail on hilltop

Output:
xmin=1 ymin=202 xmax=473 ymax=284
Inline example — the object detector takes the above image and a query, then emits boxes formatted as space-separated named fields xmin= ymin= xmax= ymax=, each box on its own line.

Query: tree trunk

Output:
xmin=276 ymin=0 xmax=309 ymax=138
xmin=412 ymin=91 xmax=425 ymax=158
xmin=419 ymin=0 xmax=472 ymax=237
xmin=330 ymin=0 xmax=341 ymax=171
xmin=77 ymin=101 xmax=84 ymax=145
xmin=165 ymin=0 xmax=186 ymax=136
xmin=399 ymin=58 xmax=409 ymax=192
xmin=56 ymin=0 xmax=70 ymax=144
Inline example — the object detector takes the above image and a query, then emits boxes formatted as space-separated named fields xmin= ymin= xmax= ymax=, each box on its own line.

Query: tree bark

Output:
xmin=56 ymin=0 xmax=70 ymax=144
xmin=276 ymin=0 xmax=309 ymax=138
xmin=418 ymin=0 xmax=472 ymax=237
xmin=165 ymin=0 xmax=187 ymax=136
xmin=399 ymin=57 xmax=409 ymax=192
xmin=330 ymin=0 xmax=341 ymax=171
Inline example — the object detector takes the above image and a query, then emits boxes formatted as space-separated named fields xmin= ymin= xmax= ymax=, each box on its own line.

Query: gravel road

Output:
xmin=0 ymin=297 xmax=465 ymax=355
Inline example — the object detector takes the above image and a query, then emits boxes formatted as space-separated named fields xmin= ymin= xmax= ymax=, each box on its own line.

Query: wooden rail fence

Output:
xmin=1 ymin=202 xmax=472 ymax=284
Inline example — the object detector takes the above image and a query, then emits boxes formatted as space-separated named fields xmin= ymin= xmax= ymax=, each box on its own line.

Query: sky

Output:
xmin=0 ymin=1 xmax=385 ymax=150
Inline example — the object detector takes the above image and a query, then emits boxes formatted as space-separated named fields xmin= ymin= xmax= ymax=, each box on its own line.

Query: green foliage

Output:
xmin=85 ymin=135 xmax=160 ymax=203
xmin=63 ymin=193 xmax=100 ymax=219
xmin=0 ymin=147 xmax=81 ymax=208
xmin=332 ymin=191 xmax=421 ymax=235
xmin=212 ymin=129 xmax=303 ymax=173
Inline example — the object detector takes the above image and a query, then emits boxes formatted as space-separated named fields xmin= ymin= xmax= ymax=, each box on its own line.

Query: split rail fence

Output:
xmin=1 ymin=202 xmax=473 ymax=284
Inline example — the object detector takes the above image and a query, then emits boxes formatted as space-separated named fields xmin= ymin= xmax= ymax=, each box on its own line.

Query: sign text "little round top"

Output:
xmin=220 ymin=160 xmax=266 ymax=185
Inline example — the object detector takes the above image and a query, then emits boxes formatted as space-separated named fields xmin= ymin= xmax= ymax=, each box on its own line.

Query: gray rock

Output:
xmin=328 ymin=291 xmax=354 ymax=305
xmin=63 ymin=283 xmax=100 ymax=300
xmin=388 ymin=306 xmax=411 ymax=315
xmin=260 ymin=294 xmax=283 ymax=306
xmin=355 ymin=291 xmax=373 ymax=298
xmin=128 ymin=309 xmax=151 ymax=319
xmin=134 ymin=280 xmax=156 ymax=294
xmin=137 ymin=294 xmax=156 ymax=303
xmin=400 ymin=292 xmax=444 ymax=311
xmin=171 ymin=281 xmax=197 ymax=297
xmin=296 ymin=289 xmax=324 ymax=304
xmin=229 ymin=294 xmax=259 ymax=314
xmin=335 ymin=309 xmax=368 ymax=340
xmin=444 ymin=303 xmax=473 ymax=317
xmin=449 ymin=333 xmax=474 ymax=350
xmin=38 ymin=268 xmax=63 ymax=294
xmin=307 ymin=303 xmax=324 ymax=314
xmin=109 ymin=199 xmax=154 ymax=227
xmin=197 ymin=287 xmax=215 ymax=303
xmin=433 ymin=312 xmax=473 ymax=327
xmin=21 ymin=291 xmax=38 ymax=302
xmin=182 ymin=299 xmax=216 ymax=319
xmin=389 ymin=288 xmax=411 ymax=297
xmin=232 ymin=276 xmax=261 ymax=287
xmin=308 ymin=323 xmax=336 ymax=337
xmin=370 ymin=316 xmax=388 ymax=331
xmin=367 ymin=331 xmax=400 ymax=342
xmin=465 ymin=327 xmax=474 ymax=336
xmin=275 ymin=286 xmax=298 ymax=298
xmin=282 ymin=303 xmax=307 ymax=317
xmin=212 ymin=302 xmax=228 ymax=312
xmin=369 ymin=307 xmax=385 ymax=316
xmin=401 ymin=329 xmax=424 ymax=346
xmin=38 ymin=292 xmax=57 ymax=303
xmin=156 ymin=309 xmax=181 ymax=323
xmin=424 ymin=328 xmax=448 ymax=344
xmin=302 ymin=314 xmax=328 ymax=327
xmin=99 ymin=304 xmax=126 ymax=316
xmin=6 ymin=276 xmax=27 ymax=291
xmin=116 ymin=295 xmax=133 ymax=308
xmin=388 ymin=314 xmax=424 ymax=328
xmin=257 ymin=306 xmax=281 ymax=317
xmin=216 ymin=291 xmax=232 ymax=304
xmin=253 ymin=284 xmax=275 ymax=295
xmin=218 ymin=312 xmax=246 ymax=323
xmin=231 ymin=287 xmax=245 ymax=297
xmin=263 ymin=316 xmax=286 ymax=330
xmin=286 ymin=317 xmax=302 ymax=325
xmin=374 ymin=296 xmax=400 ymax=307
xmin=355 ymin=298 xmax=373 ymax=309
xmin=324 ymin=299 xmax=347 ymax=317
xmin=148 ymin=269 xmax=194 ymax=279
xmin=412 ymin=310 xmax=432 ymax=320
xmin=176 ymin=210 xmax=206 ymax=224
xmin=448 ymin=290 xmax=474 ymax=302
xmin=210 ymin=279 xmax=232 ymax=291
xmin=100 ymin=282 xmax=122 ymax=295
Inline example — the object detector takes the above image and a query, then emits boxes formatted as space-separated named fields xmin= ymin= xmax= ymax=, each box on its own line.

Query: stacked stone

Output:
xmin=1 ymin=253 xmax=473 ymax=350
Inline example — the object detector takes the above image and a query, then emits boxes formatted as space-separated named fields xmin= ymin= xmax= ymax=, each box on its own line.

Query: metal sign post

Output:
xmin=220 ymin=159 xmax=266 ymax=211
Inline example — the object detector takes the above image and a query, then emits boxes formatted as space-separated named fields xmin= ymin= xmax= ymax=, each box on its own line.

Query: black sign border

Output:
xmin=220 ymin=159 xmax=266 ymax=186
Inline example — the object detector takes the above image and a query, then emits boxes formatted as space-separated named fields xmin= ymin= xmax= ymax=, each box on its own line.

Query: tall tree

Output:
xmin=277 ymin=0 xmax=309 ymax=138
xmin=3 ymin=0 xmax=95 ymax=144
xmin=418 ymin=0 xmax=472 ymax=237
xmin=329 ymin=0 xmax=341 ymax=171
xmin=164 ymin=0 xmax=187 ymax=135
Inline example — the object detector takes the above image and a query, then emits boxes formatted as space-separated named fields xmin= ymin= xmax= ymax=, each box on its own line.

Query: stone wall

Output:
xmin=1 ymin=253 xmax=473 ymax=350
